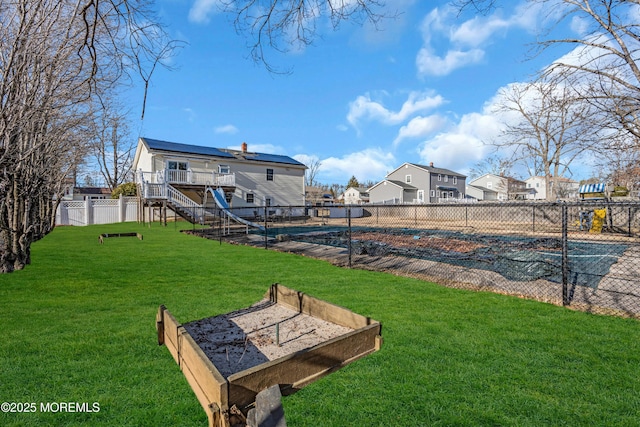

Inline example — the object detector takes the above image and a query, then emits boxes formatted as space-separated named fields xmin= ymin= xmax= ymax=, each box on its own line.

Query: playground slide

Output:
xmin=208 ymin=187 xmax=265 ymax=231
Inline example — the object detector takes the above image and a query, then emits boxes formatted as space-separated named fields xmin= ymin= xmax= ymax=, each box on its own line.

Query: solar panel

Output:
xmin=243 ymin=152 xmax=306 ymax=166
xmin=142 ymin=137 xmax=235 ymax=159
xmin=142 ymin=137 xmax=305 ymax=166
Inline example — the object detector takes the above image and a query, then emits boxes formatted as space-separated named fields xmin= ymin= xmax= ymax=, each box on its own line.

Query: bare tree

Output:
xmin=451 ymin=0 xmax=498 ymax=14
xmin=598 ymin=142 xmax=640 ymax=193
xmin=468 ymin=154 xmax=517 ymax=180
xmin=218 ymin=0 xmax=389 ymax=71
xmin=492 ymin=80 xmax=595 ymax=200
xmin=304 ymin=158 xmax=322 ymax=187
xmin=536 ymin=0 xmax=640 ymax=146
xmin=90 ymin=99 xmax=135 ymax=191
xmin=0 ymin=0 xmax=177 ymax=272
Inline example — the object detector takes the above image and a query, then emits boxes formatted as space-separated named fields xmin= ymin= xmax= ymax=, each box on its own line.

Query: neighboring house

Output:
xmin=465 ymin=184 xmax=498 ymax=201
xmin=468 ymin=174 xmax=532 ymax=201
xmin=63 ymin=186 xmax=112 ymax=201
xmin=343 ymin=187 xmax=369 ymax=205
xmin=306 ymin=186 xmax=334 ymax=206
xmin=525 ymin=176 xmax=546 ymax=200
xmin=526 ymin=176 xmax=580 ymax=200
xmin=133 ymin=137 xmax=307 ymax=213
xmin=368 ymin=162 xmax=466 ymax=204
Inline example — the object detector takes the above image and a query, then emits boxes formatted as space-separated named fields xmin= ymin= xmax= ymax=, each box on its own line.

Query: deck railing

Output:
xmin=137 ymin=169 xmax=235 ymax=187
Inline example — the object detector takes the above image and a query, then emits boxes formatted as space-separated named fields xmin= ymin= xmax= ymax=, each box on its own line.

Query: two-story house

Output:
xmin=343 ymin=187 xmax=370 ymax=205
xmin=133 ymin=137 xmax=307 ymax=221
xmin=467 ymin=173 xmax=532 ymax=201
xmin=368 ymin=163 xmax=466 ymax=204
xmin=525 ymin=176 xmax=579 ymax=200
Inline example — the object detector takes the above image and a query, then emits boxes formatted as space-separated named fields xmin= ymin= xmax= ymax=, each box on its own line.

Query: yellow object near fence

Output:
xmin=590 ymin=209 xmax=606 ymax=233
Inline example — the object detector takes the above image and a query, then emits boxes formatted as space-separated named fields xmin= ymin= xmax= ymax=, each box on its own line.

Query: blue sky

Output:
xmin=128 ymin=0 xmax=593 ymax=185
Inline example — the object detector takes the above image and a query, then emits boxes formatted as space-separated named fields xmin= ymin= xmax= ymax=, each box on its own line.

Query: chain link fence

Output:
xmin=188 ymin=201 xmax=640 ymax=318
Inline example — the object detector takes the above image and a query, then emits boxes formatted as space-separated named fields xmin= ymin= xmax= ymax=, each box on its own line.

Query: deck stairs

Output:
xmin=165 ymin=184 xmax=217 ymax=224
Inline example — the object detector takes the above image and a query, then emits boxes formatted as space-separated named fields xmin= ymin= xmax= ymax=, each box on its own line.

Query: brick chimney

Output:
xmin=241 ymin=142 xmax=247 ymax=153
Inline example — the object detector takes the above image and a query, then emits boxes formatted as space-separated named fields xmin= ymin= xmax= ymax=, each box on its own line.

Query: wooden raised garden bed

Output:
xmin=156 ymin=283 xmax=383 ymax=427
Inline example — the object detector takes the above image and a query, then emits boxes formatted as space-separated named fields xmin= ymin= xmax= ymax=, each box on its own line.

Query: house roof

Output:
xmin=346 ymin=186 xmax=369 ymax=194
xmin=408 ymin=163 xmax=467 ymax=178
xmin=526 ymin=176 xmax=579 ymax=184
xmin=387 ymin=180 xmax=418 ymax=190
xmin=73 ymin=187 xmax=112 ymax=195
xmin=470 ymin=173 xmax=524 ymax=186
xmin=143 ymin=137 xmax=235 ymax=158
xmin=466 ymin=184 xmax=498 ymax=194
xmin=141 ymin=137 xmax=306 ymax=167
xmin=436 ymin=185 xmax=458 ymax=192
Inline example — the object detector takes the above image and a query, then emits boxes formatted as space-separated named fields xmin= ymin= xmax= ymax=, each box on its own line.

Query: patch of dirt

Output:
xmin=183 ymin=300 xmax=354 ymax=378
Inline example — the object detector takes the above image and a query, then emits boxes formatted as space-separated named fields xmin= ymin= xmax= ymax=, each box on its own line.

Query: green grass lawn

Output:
xmin=0 ymin=222 xmax=639 ymax=426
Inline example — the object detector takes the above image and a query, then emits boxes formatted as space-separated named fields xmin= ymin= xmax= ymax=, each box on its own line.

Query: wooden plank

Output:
xmin=159 ymin=307 xmax=182 ymax=365
xmin=269 ymin=284 xmax=375 ymax=329
xmin=227 ymin=323 xmax=381 ymax=408
xmin=178 ymin=330 xmax=229 ymax=413
xmin=156 ymin=305 xmax=165 ymax=345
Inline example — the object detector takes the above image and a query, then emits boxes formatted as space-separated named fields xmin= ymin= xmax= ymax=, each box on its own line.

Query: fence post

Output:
xmin=348 ymin=207 xmax=352 ymax=268
xmin=562 ymin=202 xmax=569 ymax=306
xmin=118 ymin=195 xmax=124 ymax=223
xmin=264 ymin=204 xmax=268 ymax=250
xmin=532 ymin=205 xmax=536 ymax=233
xmin=84 ymin=199 xmax=91 ymax=226
xmin=465 ymin=206 xmax=468 ymax=227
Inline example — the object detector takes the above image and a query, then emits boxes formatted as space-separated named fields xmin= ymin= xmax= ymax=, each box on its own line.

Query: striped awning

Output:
xmin=579 ymin=183 xmax=605 ymax=194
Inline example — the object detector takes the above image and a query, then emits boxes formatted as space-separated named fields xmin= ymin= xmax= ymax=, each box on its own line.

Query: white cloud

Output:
xmin=215 ymin=124 xmax=239 ymax=135
xmin=292 ymin=153 xmax=320 ymax=167
xmin=188 ymin=0 xmax=223 ymax=24
xmin=316 ymin=149 xmax=396 ymax=183
xmin=347 ymin=91 xmax=445 ymax=128
xmin=417 ymin=111 xmax=504 ymax=175
xmin=416 ymin=2 xmax=544 ymax=76
xmin=393 ymin=114 xmax=448 ymax=147
xmin=450 ymin=15 xmax=510 ymax=47
xmin=570 ymin=16 xmax=590 ymax=35
xmin=416 ymin=47 xmax=484 ymax=76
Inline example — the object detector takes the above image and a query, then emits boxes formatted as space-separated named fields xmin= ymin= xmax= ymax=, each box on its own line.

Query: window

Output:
xmin=449 ymin=191 xmax=454 ymax=198
xmin=406 ymin=175 xmax=412 ymax=184
xmin=438 ymin=174 xmax=442 ymax=181
xmin=265 ymin=198 xmax=272 ymax=206
xmin=266 ymin=168 xmax=274 ymax=181
xmin=219 ymin=165 xmax=230 ymax=174
xmin=453 ymin=176 xmax=457 ymax=184
xmin=246 ymin=193 xmax=254 ymax=203
xmin=167 ymin=160 xmax=188 ymax=170
xmin=437 ymin=190 xmax=441 ymax=197
xmin=430 ymin=190 xmax=435 ymax=197
xmin=487 ymin=182 xmax=492 ymax=189
xmin=444 ymin=175 xmax=449 ymax=182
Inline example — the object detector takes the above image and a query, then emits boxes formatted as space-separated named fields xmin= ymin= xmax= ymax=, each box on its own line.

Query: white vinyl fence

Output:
xmin=56 ymin=197 xmax=138 ymax=226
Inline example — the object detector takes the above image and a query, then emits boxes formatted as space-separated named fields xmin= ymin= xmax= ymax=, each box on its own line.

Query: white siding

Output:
xmin=230 ymin=162 xmax=305 ymax=207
